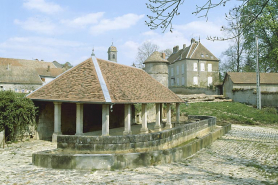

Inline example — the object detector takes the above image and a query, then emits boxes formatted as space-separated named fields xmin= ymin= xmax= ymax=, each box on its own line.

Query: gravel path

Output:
xmin=1 ymin=124 xmax=277 ymax=185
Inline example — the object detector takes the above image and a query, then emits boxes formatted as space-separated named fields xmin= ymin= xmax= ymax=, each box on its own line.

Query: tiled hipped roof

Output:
xmin=226 ymin=72 xmax=278 ymax=84
xmin=167 ymin=41 xmax=218 ymax=64
xmin=27 ymin=58 xmax=183 ymax=104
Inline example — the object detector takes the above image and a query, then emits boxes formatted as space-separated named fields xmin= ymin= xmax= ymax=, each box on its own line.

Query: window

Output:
xmin=177 ymin=78 xmax=179 ymax=86
xmin=182 ymin=64 xmax=184 ymax=74
xmin=112 ymin=54 xmax=115 ymax=59
xmin=201 ymin=54 xmax=204 ymax=57
xmin=171 ymin=68 xmax=174 ymax=76
xmin=176 ymin=65 xmax=179 ymax=75
xmin=182 ymin=77 xmax=185 ymax=85
xmin=171 ymin=78 xmax=175 ymax=86
xmin=208 ymin=64 xmax=212 ymax=72
xmin=193 ymin=77 xmax=198 ymax=85
xmin=201 ymin=63 xmax=205 ymax=71
xmin=208 ymin=77 xmax=213 ymax=86
xmin=193 ymin=63 xmax=197 ymax=71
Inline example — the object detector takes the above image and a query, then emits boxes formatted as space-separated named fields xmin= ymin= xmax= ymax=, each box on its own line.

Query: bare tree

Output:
xmin=135 ymin=41 xmax=159 ymax=68
xmin=145 ymin=0 xmax=270 ymax=40
xmin=221 ymin=8 xmax=245 ymax=72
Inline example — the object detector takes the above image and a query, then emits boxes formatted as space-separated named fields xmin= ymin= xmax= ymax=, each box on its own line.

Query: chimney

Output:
xmin=173 ymin=46 xmax=176 ymax=54
xmin=47 ymin=65 xmax=50 ymax=72
xmin=7 ymin=63 xmax=11 ymax=70
xmin=162 ymin=52 xmax=166 ymax=59
xmin=183 ymin=44 xmax=186 ymax=49
xmin=191 ymin=38 xmax=195 ymax=44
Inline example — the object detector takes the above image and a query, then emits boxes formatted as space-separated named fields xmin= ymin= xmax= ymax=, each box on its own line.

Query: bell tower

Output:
xmin=107 ymin=42 xmax=117 ymax=62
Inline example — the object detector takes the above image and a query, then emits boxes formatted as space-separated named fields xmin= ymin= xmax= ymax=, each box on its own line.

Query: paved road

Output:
xmin=0 ymin=124 xmax=277 ymax=185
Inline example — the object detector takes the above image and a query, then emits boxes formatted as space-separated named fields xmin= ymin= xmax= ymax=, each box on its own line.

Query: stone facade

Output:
xmin=168 ymin=39 xmax=219 ymax=88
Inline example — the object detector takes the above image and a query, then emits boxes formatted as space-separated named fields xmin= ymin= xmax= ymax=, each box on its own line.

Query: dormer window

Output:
xmin=206 ymin=54 xmax=209 ymax=57
xmin=211 ymin=56 xmax=213 ymax=59
xmin=201 ymin=54 xmax=204 ymax=57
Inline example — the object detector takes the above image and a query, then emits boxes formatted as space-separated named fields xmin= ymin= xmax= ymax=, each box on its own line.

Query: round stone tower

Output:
xmin=107 ymin=43 xmax=117 ymax=62
xmin=143 ymin=51 xmax=169 ymax=87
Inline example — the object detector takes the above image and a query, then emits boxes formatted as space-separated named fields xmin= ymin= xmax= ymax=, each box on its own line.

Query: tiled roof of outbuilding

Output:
xmin=0 ymin=66 xmax=42 ymax=84
xmin=225 ymin=72 xmax=278 ymax=84
xmin=27 ymin=57 xmax=184 ymax=104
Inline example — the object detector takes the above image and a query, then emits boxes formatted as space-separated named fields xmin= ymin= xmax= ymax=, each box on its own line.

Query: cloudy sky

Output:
xmin=0 ymin=0 xmax=238 ymax=66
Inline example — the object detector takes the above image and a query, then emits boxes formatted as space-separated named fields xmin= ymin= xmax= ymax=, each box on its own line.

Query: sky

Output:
xmin=0 ymin=0 xmax=240 ymax=66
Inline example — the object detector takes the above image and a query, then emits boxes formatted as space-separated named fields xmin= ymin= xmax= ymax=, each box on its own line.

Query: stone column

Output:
xmin=52 ymin=102 xmax=62 ymax=142
xmin=140 ymin=103 xmax=148 ymax=134
xmin=165 ymin=103 xmax=172 ymax=129
xmin=102 ymin=104 xmax=109 ymax=136
xmin=176 ymin=103 xmax=180 ymax=125
xmin=154 ymin=103 xmax=161 ymax=131
xmin=75 ymin=103 xmax=84 ymax=135
xmin=160 ymin=103 xmax=163 ymax=123
xmin=123 ymin=104 xmax=132 ymax=135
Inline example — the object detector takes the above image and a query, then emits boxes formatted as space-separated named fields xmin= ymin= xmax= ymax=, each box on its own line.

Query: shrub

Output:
xmin=0 ymin=91 xmax=37 ymax=141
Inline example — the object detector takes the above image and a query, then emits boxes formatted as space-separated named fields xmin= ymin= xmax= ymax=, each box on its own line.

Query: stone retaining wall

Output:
xmin=32 ymin=123 xmax=231 ymax=170
xmin=57 ymin=116 xmax=216 ymax=153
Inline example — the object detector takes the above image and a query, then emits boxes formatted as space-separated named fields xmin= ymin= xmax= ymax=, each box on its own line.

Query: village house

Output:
xmin=0 ymin=57 xmax=66 ymax=92
xmin=167 ymin=38 xmax=220 ymax=92
xmin=223 ymin=72 xmax=278 ymax=107
xmin=27 ymin=54 xmax=184 ymax=142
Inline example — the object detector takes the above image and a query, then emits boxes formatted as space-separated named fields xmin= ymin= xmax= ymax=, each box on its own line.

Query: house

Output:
xmin=0 ymin=57 xmax=65 ymax=92
xmin=27 ymin=55 xmax=184 ymax=142
xmin=223 ymin=72 xmax=278 ymax=107
xmin=167 ymin=38 xmax=219 ymax=89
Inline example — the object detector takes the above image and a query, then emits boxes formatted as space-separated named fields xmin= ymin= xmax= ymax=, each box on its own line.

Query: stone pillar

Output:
xmin=123 ymin=104 xmax=132 ymax=135
xmin=165 ymin=103 xmax=172 ymax=129
xmin=160 ymin=103 xmax=163 ymax=123
xmin=140 ymin=103 xmax=148 ymax=134
xmin=102 ymin=104 xmax=109 ymax=136
xmin=154 ymin=103 xmax=161 ymax=131
xmin=52 ymin=102 xmax=62 ymax=142
xmin=176 ymin=103 xmax=180 ymax=125
xmin=75 ymin=103 xmax=84 ymax=135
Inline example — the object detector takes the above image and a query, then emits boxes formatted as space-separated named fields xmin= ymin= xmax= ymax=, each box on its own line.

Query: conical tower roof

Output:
xmin=143 ymin=51 xmax=168 ymax=64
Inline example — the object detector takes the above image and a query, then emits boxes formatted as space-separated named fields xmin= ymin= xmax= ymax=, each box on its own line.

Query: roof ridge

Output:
xmin=93 ymin=57 xmax=111 ymax=103
xmin=189 ymin=42 xmax=199 ymax=58
xmin=186 ymin=43 xmax=193 ymax=58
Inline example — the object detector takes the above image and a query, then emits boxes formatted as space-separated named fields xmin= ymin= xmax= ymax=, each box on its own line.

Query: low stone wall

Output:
xmin=230 ymin=89 xmax=278 ymax=107
xmin=57 ymin=116 xmax=216 ymax=153
xmin=32 ymin=123 xmax=231 ymax=170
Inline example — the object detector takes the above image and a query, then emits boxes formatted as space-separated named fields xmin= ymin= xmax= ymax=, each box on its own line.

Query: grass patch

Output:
xmin=180 ymin=102 xmax=278 ymax=125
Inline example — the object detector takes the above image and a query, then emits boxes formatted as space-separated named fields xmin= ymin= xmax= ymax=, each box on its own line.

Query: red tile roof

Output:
xmin=27 ymin=57 xmax=184 ymax=104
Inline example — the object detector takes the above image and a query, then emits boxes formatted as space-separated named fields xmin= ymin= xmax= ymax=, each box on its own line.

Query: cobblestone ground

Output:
xmin=0 ymin=124 xmax=278 ymax=185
